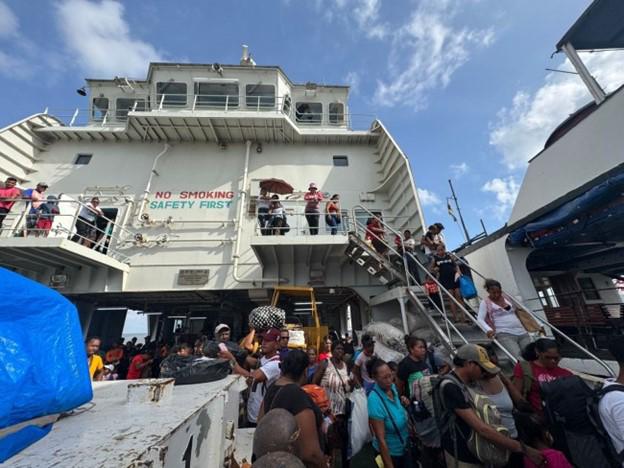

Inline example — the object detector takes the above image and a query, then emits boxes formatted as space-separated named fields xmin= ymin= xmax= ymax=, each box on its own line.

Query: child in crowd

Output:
xmin=515 ymin=412 xmax=572 ymax=468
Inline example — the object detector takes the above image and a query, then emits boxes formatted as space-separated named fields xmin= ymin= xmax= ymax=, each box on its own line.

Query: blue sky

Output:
xmin=1 ymin=0 xmax=624 ymax=249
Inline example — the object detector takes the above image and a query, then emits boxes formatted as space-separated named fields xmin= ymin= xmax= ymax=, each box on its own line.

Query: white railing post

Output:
xmin=225 ymin=95 xmax=229 ymax=112
xmin=159 ymin=94 xmax=165 ymax=110
xmin=192 ymin=95 xmax=197 ymax=111
xmin=69 ymin=108 xmax=80 ymax=126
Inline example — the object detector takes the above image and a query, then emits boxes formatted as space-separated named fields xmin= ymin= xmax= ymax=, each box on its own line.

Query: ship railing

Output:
xmin=446 ymin=253 xmax=617 ymax=377
xmin=43 ymin=94 xmax=376 ymax=130
xmin=0 ymin=196 xmax=132 ymax=263
xmin=253 ymin=198 xmax=350 ymax=237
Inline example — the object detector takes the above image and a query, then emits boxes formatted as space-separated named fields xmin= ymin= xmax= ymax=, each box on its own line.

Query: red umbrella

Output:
xmin=259 ymin=178 xmax=294 ymax=195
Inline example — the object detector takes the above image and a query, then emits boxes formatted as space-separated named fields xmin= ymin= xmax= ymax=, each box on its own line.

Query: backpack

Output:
xmin=409 ymin=375 xmax=441 ymax=447
xmin=514 ymin=360 xmax=535 ymax=399
xmin=466 ymin=389 xmax=510 ymax=467
xmin=433 ymin=373 xmax=510 ymax=467
xmin=541 ymin=376 xmax=624 ymax=468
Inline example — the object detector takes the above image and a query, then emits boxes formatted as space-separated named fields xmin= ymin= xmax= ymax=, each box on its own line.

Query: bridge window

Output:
xmin=115 ymin=98 xmax=146 ymax=120
xmin=74 ymin=154 xmax=92 ymax=165
xmin=329 ymin=102 xmax=345 ymax=124
xmin=195 ymin=82 xmax=239 ymax=109
xmin=156 ymin=82 xmax=187 ymax=108
xmin=295 ymin=102 xmax=322 ymax=124
xmin=578 ymin=277 xmax=600 ymax=300
xmin=246 ymin=84 xmax=275 ymax=109
xmin=333 ymin=155 xmax=348 ymax=167
xmin=92 ymin=97 xmax=109 ymax=121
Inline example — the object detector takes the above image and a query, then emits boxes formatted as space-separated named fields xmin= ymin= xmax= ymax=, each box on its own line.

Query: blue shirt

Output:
xmin=367 ymin=383 xmax=408 ymax=456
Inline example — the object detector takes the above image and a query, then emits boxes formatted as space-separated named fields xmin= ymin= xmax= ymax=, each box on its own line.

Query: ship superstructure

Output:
xmin=0 ymin=46 xmax=426 ymax=343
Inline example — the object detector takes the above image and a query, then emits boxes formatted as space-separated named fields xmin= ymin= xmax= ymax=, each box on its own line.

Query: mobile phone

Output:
xmin=218 ymin=343 xmax=228 ymax=353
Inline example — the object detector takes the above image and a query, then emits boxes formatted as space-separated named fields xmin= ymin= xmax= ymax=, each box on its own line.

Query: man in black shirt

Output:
xmin=438 ymin=344 xmax=544 ymax=467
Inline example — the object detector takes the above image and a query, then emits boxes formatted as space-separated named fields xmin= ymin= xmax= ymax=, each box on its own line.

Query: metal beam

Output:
xmin=561 ymin=42 xmax=606 ymax=105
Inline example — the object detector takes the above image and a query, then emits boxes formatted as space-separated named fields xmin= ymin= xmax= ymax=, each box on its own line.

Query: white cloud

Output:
xmin=490 ymin=51 xmax=624 ymax=170
xmin=55 ymin=0 xmax=163 ymax=77
xmin=481 ymin=176 xmax=519 ymax=218
xmin=417 ymin=188 xmax=442 ymax=207
xmin=450 ymin=162 xmax=469 ymax=178
xmin=0 ymin=1 xmax=19 ymax=38
xmin=374 ymin=0 xmax=494 ymax=110
xmin=345 ymin=71 xmax=361 ymax=95
xmin=353 ymin=0 xmax=387 ymax=39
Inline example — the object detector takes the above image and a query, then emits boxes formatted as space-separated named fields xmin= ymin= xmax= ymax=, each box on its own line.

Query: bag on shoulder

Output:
xmin=466 ymin=389 xmax=510 ymax=467
xmin=540 ymin=375 xmax=624 ymax=468
xmin=458 ymin=276 xmax=478 ymax=299
xmin=410 ymin=375 xmax=441 ymax=448
xmin=513 ymin=359 xmax=535 ymax=399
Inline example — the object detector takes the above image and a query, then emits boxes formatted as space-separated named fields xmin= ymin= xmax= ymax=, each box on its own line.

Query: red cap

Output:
xmin=261 ymin=328 xmax=281 ymax=342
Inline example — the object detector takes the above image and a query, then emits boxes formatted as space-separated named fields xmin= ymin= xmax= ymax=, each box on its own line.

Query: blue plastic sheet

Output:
xmin=0 ymin=268 xmax=92 ymax=462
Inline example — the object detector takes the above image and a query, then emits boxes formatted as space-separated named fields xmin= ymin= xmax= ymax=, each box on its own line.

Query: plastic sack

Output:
xmin=249 ymin=305 xmax=286 ymax=331
xmin=373 ymin=341 xmax=404 ymax=364
xmin=364 ymin=322 xmax=408 ymax=355
xmin=348 ymin=388 xmax=371 ymax=458
xmin=159 ymin=355 xmax=231 ymax=385
xmin=203 ymin=340 xmax=247 ymax=365
xmin=459 ymin=275 xmax=478 ymax=299
xmin=0 ymin=268 xmax=92 ymax=462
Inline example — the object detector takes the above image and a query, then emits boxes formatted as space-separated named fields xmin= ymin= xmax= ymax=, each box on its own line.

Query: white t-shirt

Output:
xmin=477 ymin=298 xmax=526 ymax=336
xmin=354 ymin=352 xmax=374 ymax=385
xmin=247 ymin=355 xmax=281 ymax=423
xmin=404 ymin=238 xmax=416 ymax=251
xmin=598 ymin=378 xmax=624 ymax=465
xmin=78 ymin=203 xmax=102 ymax=222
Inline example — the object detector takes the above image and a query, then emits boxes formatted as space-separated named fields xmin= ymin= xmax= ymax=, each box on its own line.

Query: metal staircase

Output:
xmin=347 ymin=205 xmax=616 ymax=377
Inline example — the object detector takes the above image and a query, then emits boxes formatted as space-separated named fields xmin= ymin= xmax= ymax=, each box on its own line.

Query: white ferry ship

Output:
xmin=2 ymin=0 xmax=623 ymax=464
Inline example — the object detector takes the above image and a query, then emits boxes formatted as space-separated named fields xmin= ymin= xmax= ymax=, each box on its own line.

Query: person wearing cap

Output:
xmin=353 ymin=334 xmax=376 ymax=394
xmin=0 ymin=177 xmax=22 ymax=229
xmin=437 ymin=344 xmax=544 ymax=467
xmin=219 ymin=327 xmax=281 ymax=426
xmin=215 ymin=323 xmax=231 ymax=343
xmin=71 ymin=196 xmax=104 ymax=248
xmin=304 ymin=182 xmax=323 ymax=235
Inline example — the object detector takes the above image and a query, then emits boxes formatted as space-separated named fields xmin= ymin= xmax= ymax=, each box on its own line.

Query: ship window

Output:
xmin=333 ymin=155 xmax=348 ymax=167
xmin=156 ymin=82 xmax=187 ymax=108
xmin=578 ymin=277 xmax=600 ymax=300
xmin=74 ymin=154 xmax=92 ymax=165
xmin=246 ymin=84 xmax=275 ymax=109
xmin=329 ymin=102 xmax=345 ymax=124
xmin=195 ymin=82 xmax=239 ymax=109
xmin=295 ymin=102 xmax=322 ymax=124
xmin=92 ymin=97 xmax=109 ymax=121
xmin=115 ymin=98 xmax=146 ymax=120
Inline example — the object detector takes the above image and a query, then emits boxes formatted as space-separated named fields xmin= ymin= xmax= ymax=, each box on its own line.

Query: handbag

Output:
xmin=514 ymin=307 xmax=543 ymax=334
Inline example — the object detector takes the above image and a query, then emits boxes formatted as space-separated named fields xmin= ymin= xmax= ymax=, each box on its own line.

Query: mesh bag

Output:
xmin=249 ymin=305 xmax=286 ymax=330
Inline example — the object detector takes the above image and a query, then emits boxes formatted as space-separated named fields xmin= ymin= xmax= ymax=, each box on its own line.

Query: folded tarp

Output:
xmin=0 ymin=268 xmax=92 ymax=462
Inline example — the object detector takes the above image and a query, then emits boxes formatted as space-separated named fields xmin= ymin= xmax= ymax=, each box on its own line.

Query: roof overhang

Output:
xmin=34 ymin=112 xmax=378 ymax=145
xmin=557 ymin=0 xmax=624 ymax=51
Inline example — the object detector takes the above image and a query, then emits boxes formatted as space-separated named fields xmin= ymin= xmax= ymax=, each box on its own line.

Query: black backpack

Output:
xmin=540 ymin=375 xmax=624 ymax=468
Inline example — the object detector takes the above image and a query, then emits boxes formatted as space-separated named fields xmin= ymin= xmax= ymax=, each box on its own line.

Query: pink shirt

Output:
xmin=30 ymin=189 xmax=45 ymax=209
xmin=0 ymin=187 xmax=21 ymax=210
xmin=524 ymin=448 xmax=572 ymax=468
xmin=304 ymin=191 xmax=323 ymax=212
xmin=513 ymin=361 xmax=573 ymax=414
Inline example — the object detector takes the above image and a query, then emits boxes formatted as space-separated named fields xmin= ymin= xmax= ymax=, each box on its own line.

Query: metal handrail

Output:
xmin=450 ymin=253 xmax=616 ymax=377
xmin=349 ymin=205 xmax=518 ymax=362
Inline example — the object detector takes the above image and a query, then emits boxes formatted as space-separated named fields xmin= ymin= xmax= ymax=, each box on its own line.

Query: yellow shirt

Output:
xmin=88 ymin=354 xmax=104 ymax=380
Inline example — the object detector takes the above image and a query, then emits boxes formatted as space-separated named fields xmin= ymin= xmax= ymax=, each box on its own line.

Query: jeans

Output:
xmin=257 ymin=207 xmax=270 ymax=235
xmin=306 ymin=212 xmax=320 ymax=235
xmin=496 ymin=332 xmax=533 ymax=358
xmin=325 ymin=213 xmax=340 ymax=235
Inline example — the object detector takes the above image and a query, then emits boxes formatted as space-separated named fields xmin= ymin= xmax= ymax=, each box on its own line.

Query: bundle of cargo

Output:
xmin=249 ymin=305 xmax=286 ymax=331
xmin=364 ymin=322 xmax=408 ymax=355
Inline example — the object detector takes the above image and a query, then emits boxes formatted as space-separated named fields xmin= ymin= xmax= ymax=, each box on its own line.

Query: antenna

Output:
xmin=448 ymin=179 xmax=470 ymax=243
xmin=448 ymin=179 xmax=489 ymax=248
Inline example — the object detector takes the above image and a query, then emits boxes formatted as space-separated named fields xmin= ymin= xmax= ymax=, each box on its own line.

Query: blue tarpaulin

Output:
xmin=0 ymin=268 xmax=92 ymax=462
xmin=508 ymin=171 xmax=624 ymax=247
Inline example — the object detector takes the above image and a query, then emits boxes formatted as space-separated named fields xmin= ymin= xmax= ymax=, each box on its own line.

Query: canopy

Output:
xmin=557 ymin=0 xmax=624 ymax=51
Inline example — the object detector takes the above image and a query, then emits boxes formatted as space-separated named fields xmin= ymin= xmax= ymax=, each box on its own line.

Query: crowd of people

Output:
xmin=256 ymin=182 xmax=342 ymax=236
xmin=84 ymin=306 xmax=624 ymax=468
xmin=0 ymin=177 xmax=107 ymax=245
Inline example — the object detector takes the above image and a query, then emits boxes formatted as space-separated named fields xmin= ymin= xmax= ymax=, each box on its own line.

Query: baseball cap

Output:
xmin=456 ymin=344 xmax=500 ymax=375
xmin=214 ymin=323 xmax=230 ymax=335
xmin=261 ymin=328 xmax=281 ymax=343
